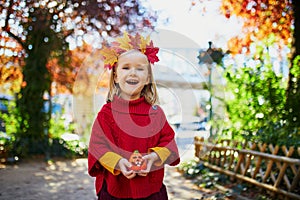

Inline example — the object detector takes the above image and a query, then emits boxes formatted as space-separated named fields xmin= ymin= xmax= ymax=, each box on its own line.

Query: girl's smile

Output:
xmin=126 ymin=79 xmax=139 ymax=85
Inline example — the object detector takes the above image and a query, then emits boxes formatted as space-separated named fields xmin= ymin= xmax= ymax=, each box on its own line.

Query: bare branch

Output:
xmin=3 ymin=0 xmax=27 ymax=51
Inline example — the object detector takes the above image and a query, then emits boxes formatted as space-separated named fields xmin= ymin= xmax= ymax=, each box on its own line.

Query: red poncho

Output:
xmin=88 ymin=96 xmax=180 ymax=198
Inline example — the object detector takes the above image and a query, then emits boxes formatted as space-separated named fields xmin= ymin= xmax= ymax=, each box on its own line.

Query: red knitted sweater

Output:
xmin=88 ymin=96 xmax=180 ymax=198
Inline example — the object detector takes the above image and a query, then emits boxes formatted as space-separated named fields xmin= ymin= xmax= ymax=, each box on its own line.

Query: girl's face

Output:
xmin=114 ymin=50 xmax=150 ymax=101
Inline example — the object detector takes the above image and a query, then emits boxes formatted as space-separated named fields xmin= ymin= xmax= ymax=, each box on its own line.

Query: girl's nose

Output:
xmin=129 ymin=68 xmax=137 ymax=75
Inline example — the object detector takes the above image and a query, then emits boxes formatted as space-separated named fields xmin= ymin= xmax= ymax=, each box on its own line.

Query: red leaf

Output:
xmin=144 ymin=41 xmax=159 ymax=64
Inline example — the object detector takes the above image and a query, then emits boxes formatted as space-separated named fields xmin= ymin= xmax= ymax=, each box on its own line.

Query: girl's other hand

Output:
xmin=118 ymin=158 xmax=136 ymax=179
xmin=138 ymin=152 xmax=159 ymax=176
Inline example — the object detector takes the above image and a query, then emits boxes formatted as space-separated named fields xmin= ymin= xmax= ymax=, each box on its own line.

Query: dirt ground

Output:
xmin=0 ymin=157 xmax=211 ymax=200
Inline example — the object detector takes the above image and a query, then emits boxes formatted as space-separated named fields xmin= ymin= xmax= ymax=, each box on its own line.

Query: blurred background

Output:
xmin=0 ymin=0 xmax=299 ymax=163
xmin=1 ymin=1 xmax=300 ymax=199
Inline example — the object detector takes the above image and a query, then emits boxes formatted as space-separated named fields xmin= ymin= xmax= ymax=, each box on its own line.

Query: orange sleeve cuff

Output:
xmin=149 ymin=147 xmax=171 ymax=166
xmin=99 ymin=152 xmax=122 ymax=175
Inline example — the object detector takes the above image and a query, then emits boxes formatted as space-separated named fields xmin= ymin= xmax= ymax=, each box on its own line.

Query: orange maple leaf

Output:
xmin=116 ymin=31 xmax=133 ymax=50
xmin=100 ymin=47 xmax=118 ymax=69
xmin=140 ymin=35 xmax=150 ymax=53
xmin=129 ymin=33 xmax=141 ymax=49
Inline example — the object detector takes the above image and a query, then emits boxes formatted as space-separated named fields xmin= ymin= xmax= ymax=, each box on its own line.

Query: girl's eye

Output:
xmin=137 ymin=68 xmax=144 ymax=71
xmin=122 ymin=66 xmax=129 ymax=70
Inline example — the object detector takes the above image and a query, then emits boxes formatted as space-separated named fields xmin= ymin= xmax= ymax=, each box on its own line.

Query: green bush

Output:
xmin=1 ymin=99 xmax=87 ymax=161
xmin=217 ymin=40 xmax=299 ymax=147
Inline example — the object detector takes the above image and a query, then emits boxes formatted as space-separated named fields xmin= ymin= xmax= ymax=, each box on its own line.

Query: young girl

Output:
xmin=88 ymin=32 xmax=180 ymax=200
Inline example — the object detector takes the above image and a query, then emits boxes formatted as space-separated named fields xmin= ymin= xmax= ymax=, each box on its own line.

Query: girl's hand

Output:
xmin=118 ymin=158 xmax=136 ymax=179
xmin=138 ymin=152 xmax=159 ymax=176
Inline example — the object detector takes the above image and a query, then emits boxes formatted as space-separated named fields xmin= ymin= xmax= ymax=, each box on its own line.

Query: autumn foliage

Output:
xmin=0 ymin=0 xmax=157 ymax=156
xmin=0 ymin=34 xmax=24 ymax=93
xmin=220 ymin=0 xmax=293 ymax=54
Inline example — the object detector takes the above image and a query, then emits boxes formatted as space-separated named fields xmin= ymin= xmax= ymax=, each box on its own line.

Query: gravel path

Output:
xmin=0 ymin=158 xmax=208 ymax=200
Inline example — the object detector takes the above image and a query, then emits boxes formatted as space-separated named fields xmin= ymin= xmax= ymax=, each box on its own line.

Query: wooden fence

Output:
xmin=194 ymin=136 xmax=300 ymax=199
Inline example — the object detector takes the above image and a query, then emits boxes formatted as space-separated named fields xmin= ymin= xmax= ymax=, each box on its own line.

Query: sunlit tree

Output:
xmin=220 ymin=0 xmax=300 ymax=130
xmin=192 ymin=0 xmax=299 ymax=144
xmin=0 ymin=0 xmax=156 ymax=155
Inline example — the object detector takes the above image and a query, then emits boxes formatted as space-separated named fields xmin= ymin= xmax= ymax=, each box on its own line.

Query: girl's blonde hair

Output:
xmin=106 ymin=50 xmax=159 ymax=105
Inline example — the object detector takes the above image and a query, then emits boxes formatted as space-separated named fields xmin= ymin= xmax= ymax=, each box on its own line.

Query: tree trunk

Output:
xmin=17 ymin=55 xmax=50 ymax=155
xmin=16 ymin=11 xmax=52 ymax=155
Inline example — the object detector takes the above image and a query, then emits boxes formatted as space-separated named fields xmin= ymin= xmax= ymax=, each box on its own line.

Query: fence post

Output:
xmin=194 ymin=136 xmax=204 ymax=158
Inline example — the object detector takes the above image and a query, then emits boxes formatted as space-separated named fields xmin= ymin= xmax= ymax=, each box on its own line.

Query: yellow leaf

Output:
xmin=100 ymin=47 xmax=118 ymax=67
xmin=140 ymin=35 xmax=150 ymax=53
xmin=116 ymin=31 xmax=133 ymax=50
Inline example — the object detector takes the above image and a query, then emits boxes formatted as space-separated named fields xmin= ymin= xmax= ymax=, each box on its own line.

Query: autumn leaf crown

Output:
xmin=100 ymin=31 xmax=159 ymax=69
